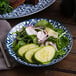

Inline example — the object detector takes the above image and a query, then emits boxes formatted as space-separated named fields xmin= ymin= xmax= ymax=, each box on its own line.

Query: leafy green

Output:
xmin=54 ymin=50 xmax=66 ymax=58
xmin=35 ymin=20 xmax=54 ymax=29
xmin=57 ymin=36 xmax=69 ymax=50
xmin=35 ymin=20 xmax=48 ymax=27
xmin=12 ymin=40 xmax=26 ymax=52
xmin=16 ymin=27 xmax=27 ymax=36
xmin=54 ymin=28 xmax=64 ymax=36
xmin=47 ymin=35 xmax=69 ymax=50
xmin=22 ymin=35 xmax=37 ymax=44
xmin=12 ymin=27 xmax=38 ymax=51
xmin=47 ymin=36 xmax=57 ymax=43
xmin=0 ymin=0 xmax=13 ymax=14
xmin=29 ymin=35 xmax=38 ymax=44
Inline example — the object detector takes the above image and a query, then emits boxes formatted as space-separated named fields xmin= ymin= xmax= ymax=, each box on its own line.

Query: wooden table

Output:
xmin=0 ymin=0 xmax=76 ymax=76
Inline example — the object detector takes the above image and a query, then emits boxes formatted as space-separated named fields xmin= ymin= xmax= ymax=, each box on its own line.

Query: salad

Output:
xmin=12 ymin=20 xmax=69 ymax=64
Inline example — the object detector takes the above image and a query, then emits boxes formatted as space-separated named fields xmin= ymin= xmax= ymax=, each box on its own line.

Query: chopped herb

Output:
xmin=0 ymin=0 xmax=13 ymax=14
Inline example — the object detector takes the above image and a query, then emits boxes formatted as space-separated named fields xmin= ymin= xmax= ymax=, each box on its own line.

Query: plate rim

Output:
xmin=0 ymin=0 xmax=56 ymax=19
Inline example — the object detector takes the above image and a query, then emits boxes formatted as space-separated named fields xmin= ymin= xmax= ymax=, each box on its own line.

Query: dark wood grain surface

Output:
xmin=0 ymin=0 xmax=76 ymax=76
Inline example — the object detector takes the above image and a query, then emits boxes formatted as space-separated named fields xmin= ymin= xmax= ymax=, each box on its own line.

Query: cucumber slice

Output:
xmin=24 ymin=47 xmax=41 ymax=63
xmin=34 ymin=46 xmax=56 ymax=64
xmin=18 ymin=44 xmax=38 ymax=57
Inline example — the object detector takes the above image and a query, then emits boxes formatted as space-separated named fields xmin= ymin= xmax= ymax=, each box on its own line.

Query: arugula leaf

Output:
xmin=12 ymin=40 xmax=26 ymax=52
xmin=18 ymin=41 xmax=26 ymax=47
xmin=47 ymin=36 xmax=57 ymax=43
xmin=54 ymin=28 xmax=64 ymax=36
xmin=54 ymin=50 xmax=66 ymax=58
xmin=35 ymin=20 xmax=48 ymax=27
xmin=12 ymin=40 xmax=19 ymax=52
xmin=35 ymin=20 xmax=54 ymax=29
xmin=29 ymin=35 xmax=38 ymax=44
xmin=57 ymin=36 xmax=69 ymax=50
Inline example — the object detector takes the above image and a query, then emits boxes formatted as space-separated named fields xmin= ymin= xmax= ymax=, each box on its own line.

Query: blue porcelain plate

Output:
xmin=6 ymin=18 xmax=73 ymax=67
xmin=0 ymin=0 xmax=56 ymax=19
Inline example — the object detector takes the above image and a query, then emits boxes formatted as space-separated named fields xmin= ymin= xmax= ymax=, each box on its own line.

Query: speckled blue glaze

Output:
xmin=0 ymin=0 xmax=56 ymax=19
xmin=6 ymin=18 xmax=73 ymax=67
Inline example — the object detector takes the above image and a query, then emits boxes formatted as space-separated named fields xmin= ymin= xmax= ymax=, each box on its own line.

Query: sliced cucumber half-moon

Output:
xmin=34 ymin=46 xmax=56 ymax=64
